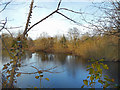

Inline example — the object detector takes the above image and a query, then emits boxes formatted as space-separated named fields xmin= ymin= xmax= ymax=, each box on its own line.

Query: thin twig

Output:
xmin=16 ymin=67 xmax=62 ymax=74
xmin=4 ymin=28 xmax=13 ymax=37
xmin=31 ymin=66 xmax=39 ymax=71
xmin=0 ymin=18 xmax=7 ymax=31
xmin=59 ymin=8 xmax=82 ymax=14
xmin=57 ymin=0 xmax=62 ymax=10
xmin=0 ymin=1 xmax=11 ymax=13
xmin=0 ymin=2 xmax=10 ymax=13
xmin=57 ymin=11 xmax=80 ymax=25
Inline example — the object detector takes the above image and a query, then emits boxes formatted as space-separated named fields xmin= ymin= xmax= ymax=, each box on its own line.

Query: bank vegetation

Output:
xmin=2 ymin=27 xmax=119 ymax=62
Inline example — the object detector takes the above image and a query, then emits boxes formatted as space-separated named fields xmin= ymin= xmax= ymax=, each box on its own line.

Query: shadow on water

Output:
xmin=1 ymin=51 xmax=120 ymax=88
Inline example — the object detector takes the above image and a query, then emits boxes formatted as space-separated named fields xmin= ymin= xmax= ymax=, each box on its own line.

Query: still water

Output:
xmin=1 ymin=51 xmax=120 ymax=88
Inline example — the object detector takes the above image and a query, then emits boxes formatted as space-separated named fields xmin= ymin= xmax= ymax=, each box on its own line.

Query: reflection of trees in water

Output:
xmin=54 ymin=53 xmax=67 ymax=65
xmin=36 ymin=52 xmax=49 ymax=61
xmin=2 ymin=50 xmax=33 ymax=64
xmin=3 ymin=51 xmax=119 ymax=86
xmin=22 ymin=51 xmax=32 ymax=60
xmin=35 ymin=52 xmax=89 ymax=78
xmin=35 ymin=52 xmax=88 ymax=78
xmin=36 ymin=52 xmax=55 ymax=62
xmin=102 ymin=62 xmax=120 ymax=84
xmin=2 ymin=50 xmax=10 ymax=64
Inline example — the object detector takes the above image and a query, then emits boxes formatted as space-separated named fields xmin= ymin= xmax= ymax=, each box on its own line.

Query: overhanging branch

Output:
xmin=57 ymin=11 xmax=80 ymax=25
xmin=25 ymin=10 xmax=58 ymax=35
xmin=59 ymin=8 xmax=83 ymax=14
xmin=0 ymin=0 xmax=12 ymax=13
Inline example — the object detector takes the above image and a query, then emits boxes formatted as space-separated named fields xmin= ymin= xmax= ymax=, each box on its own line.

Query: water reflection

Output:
xmin=21 ymin=51 xmax=32 ymax=60
xmin=102 ymin=62 xmax=120 ymax=85
xmin=36 ymin=52 xmax=49 ymax=61
xmin=1 ymin=51 xmax=120 ymax=88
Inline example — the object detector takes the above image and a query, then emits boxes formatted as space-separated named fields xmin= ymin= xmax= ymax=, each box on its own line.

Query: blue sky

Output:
xmin=0 ymin=0 xmax=110 ymax=39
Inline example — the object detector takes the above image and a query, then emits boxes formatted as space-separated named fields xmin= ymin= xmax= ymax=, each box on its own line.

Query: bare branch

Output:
xmin=23 ymin=0 xmax=63 ymax=36
xmin=57 ymin=11 xmax=80 ymax=25
xmin=57 ymin=11 xmax=98 ymax=31
xmin=16 ymin=71 xmax=61 ymax=74
xmin=4 ymin=28 xmax=13 ymax=37
xmin=23 ymin=0 xmax=34 ymax=37
xmin=0 ymin=18 xmax=7 ymax=31
xmin=25 ymin=10 xmax=58 ymax=35
xmin=16 ymin=66 xmax=61 ymax=74
xmin=57 ymin=0 xmax=62 ymax=10
xmin=5 ymin=26 xmax=22 ymax=29
xmin=59 ymin=8 xmax=82 ymax=14
xmin=0 ymin=1 xmax=12 ymax=13
xmin=31 ymin=66 xmax=39 ymax=71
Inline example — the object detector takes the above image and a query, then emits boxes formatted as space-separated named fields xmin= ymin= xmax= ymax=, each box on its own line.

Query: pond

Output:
xmin=1 ymin=51 xmax=120 ymax=88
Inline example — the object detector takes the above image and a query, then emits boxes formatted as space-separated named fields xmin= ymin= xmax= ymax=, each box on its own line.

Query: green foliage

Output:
xmin=81 ymin=59 xmax=115 ymax=88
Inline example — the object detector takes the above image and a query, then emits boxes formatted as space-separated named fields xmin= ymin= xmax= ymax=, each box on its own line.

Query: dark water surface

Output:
xmin=1 ymin=52 xmax=120 ymax=88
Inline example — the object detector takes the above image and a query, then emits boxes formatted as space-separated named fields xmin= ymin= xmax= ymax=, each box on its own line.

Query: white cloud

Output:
xmin=28 ymin=18 xmax=70 ymax=39
xmin=27 ymin=17 xmax=90 ymax=39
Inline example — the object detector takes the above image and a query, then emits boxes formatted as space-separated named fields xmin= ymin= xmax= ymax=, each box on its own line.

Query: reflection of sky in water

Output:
xmin=1 ymin=52 xmax=120 ymax=88
xmin=15 ymin=54 xmax=89 ymax=88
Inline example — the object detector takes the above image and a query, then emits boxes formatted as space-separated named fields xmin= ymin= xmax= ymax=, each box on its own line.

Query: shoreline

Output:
xmin=2 ymin=49 xmax=120 ymax=62
xmin=28 ymin=49 xmax=120 ymax=62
